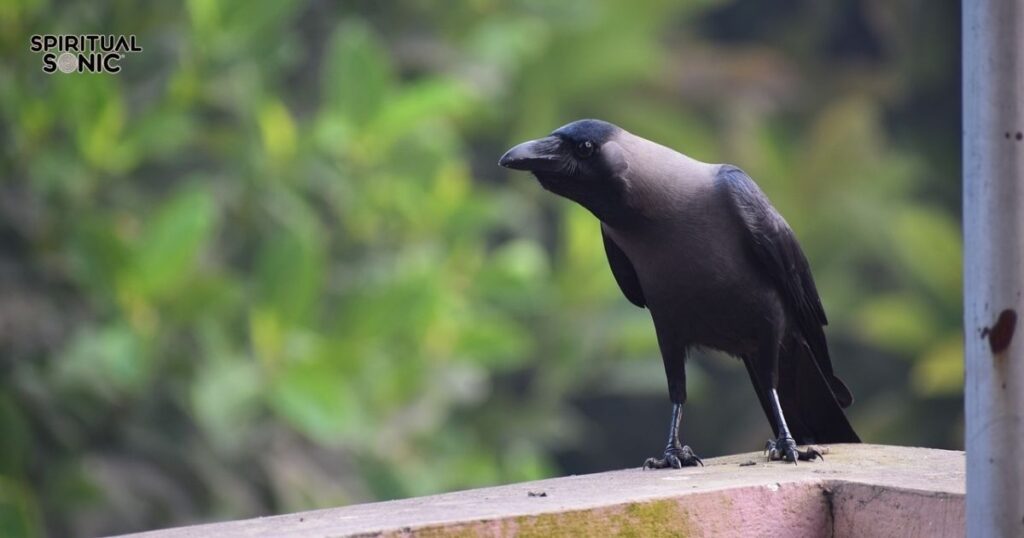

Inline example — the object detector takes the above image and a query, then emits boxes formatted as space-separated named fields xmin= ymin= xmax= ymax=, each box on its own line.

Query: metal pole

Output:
xmin=964 ymin=1 xmax=1024 ymax=536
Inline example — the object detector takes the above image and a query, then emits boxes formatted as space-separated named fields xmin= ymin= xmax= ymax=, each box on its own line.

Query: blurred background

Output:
xmin=1 ymin=0 xmax=961 ymax=536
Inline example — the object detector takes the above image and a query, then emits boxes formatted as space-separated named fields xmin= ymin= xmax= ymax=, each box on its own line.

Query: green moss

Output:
xmin=617 ymin=499 xmax=692 ymax=537
xmin=403 ymin=498 xmax=700 ymax=537
xmin=509 ymin=499 xmax=692 ymax=537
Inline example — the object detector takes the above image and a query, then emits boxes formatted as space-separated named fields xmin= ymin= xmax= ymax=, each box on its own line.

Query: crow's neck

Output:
xmin=549 ymin=178 xmax=638 ymax=229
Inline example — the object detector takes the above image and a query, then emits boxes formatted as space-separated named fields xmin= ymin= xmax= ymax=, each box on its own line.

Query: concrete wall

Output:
xmin=114 ymin=444 xmax=964 ymax=538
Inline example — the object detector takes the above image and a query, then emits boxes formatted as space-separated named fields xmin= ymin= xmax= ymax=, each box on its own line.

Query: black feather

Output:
xmin=601 ymin=226 xmax=646 ymax=308
xmin=552 ymin=119 xmax=620 ymax=145
xmin=717 ymin=165 xmax=855 ymax=409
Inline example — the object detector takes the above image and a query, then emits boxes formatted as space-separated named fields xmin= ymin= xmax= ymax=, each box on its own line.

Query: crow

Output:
xmin=499 ymin=119 xmax=860 ymax=467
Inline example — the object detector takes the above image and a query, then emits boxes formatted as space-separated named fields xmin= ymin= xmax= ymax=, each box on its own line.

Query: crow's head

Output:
xmin=499 ymin=119 xmax=630 ymax=212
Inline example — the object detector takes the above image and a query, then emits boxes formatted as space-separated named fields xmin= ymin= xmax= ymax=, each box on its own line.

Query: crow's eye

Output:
xmin=575 ymin=140 xmax=595 ymax=158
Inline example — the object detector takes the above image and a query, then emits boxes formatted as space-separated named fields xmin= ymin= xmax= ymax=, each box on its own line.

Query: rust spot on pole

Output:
xmin=981 ymin=309 xmax=1017 ymax=354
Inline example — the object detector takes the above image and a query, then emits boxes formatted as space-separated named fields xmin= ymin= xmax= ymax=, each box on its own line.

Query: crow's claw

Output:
xmin=642 ymin=445 xmax=703 ymax=470
xmin=765 ymin=437 xmax=822 ymax=464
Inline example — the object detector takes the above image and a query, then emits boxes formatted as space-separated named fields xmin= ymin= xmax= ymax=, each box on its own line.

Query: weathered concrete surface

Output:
xmin=831 ymin=482 xmax=964 ymax=538
xmin=114 ymin=444 xmax=964 ymax=538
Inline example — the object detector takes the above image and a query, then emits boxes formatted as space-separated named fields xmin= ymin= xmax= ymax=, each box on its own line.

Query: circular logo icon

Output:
xmin=56 ymin=52 xmax=77 ymax=73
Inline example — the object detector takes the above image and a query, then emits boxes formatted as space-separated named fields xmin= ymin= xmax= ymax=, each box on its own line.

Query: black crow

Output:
xmin=499 ymin=119 xmax=860 ymax=467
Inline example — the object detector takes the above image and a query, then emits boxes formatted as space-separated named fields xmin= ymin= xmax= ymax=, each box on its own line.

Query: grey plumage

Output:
xmin=500 ymin=119 xmax=859 ymax=466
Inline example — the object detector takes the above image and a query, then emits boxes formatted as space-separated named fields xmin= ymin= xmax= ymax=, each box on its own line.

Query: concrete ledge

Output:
xmin=115 ymin=444 xmax=964 ymax=538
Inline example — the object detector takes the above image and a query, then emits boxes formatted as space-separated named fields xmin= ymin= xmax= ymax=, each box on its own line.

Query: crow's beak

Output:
xmin=499 ymin=136 xmax=563 ymax=172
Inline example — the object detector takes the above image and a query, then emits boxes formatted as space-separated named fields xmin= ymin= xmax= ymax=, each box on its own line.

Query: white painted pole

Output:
xmin=964 ymin=1 xmax=1024 ymax=536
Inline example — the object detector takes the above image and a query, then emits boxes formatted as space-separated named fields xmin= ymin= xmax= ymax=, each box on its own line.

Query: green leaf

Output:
xmin=891 ymin=207 xmax=963 ymax=306
xmin=911 ymin=334 xmax=964 ymax=396
xmin=855 ymin=293 xmax=940 ymax=356
xmin=186 ymin=0 xmax=220 ymax=33
xmin=369 ymin=79 xmax=476 ymax=143
xmin=130 ymin=184 xmax=217 ymax=300
xmin=68 ymin=215 xmax=131 ymax=295
xmin=0 ymin=476 xmax=40 ymax=538
xmin=0 ymin=394 xmax=28 ymax=477
xmin=80 ymin=95 xmax=131 ymax=173
xmin=56 ymin=324 xmax=150 ymax=397
xmin=125 ymin=107 xmax=195 ymax=161
xmin=258 ymin=100 xmax=298 ymax=163
xmin=456 ymin=314 xmax=532 ymax=369
xmin=255 ymin=228 xmax=324 ymax=324
xmin=270 ymin=359 xmax=364 ymax=445
xmin=322 ymin=20 xmax=393 ymax=127
xmin=191 ymin=356 xmax=263 ymax=450
xmin=477 ymin=239 xmax=550 ymax=306
xmin=464 ymin=17 xmax=550 ymax=72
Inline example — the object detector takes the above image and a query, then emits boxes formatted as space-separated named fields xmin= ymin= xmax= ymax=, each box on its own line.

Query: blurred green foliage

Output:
xmin=1 ymin=0 xmax=960 ymax=536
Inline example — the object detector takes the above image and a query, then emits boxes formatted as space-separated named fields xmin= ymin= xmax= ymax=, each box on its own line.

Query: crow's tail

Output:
xmin=743 ymin=336 xmax=860 ymax=445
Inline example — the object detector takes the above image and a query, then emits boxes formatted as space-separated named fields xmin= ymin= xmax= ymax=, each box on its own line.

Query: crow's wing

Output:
xmin=601 ymin=226 xmax=646 ymax=308
xmin=717 ymin=165 xmax=853 ymax=408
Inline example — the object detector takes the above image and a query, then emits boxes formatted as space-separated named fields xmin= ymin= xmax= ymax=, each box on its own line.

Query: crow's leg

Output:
xmin=764 ymin=388 xmax=822 ymax=463
xmin=643 ymin=403 xmax=703 ymax=469
xmin=643 ymin=353 xmax=701 ymax=469
xmin=760 ymin=338 xmax=821 ymax=463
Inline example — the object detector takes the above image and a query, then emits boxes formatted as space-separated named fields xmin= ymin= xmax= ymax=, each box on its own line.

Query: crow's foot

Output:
xmin=642 ymin=445 xmax=703 ymax=469
xmin=764 ymin=437 xmax=822 ymax=464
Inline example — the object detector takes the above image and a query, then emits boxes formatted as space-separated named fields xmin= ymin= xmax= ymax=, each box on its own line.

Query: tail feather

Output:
xmin=803 ymin=325 xmax=854 ymax=409
xmin=743 ymin=339 xmax=860 ymax=445
xmin=829 ymin=374 xmax=854 ymax=409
